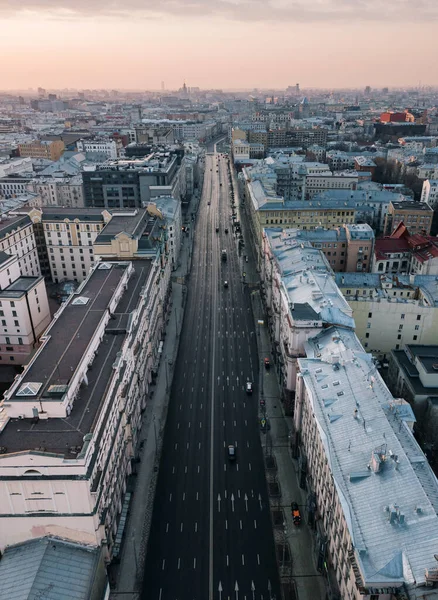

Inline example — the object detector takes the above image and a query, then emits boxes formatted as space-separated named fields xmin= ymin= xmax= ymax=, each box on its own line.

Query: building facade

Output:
xmin=0 ymin=214 xmax=40 ymax=277
xmin=383 ymin=200 xmax=433 ymax=236
xmin=0 ymin=253 xmax=171 ymax=559
xmin=18 ymin=140 xmax=65 ymax=162
xmin=0 ymin=253 xmax=50 ymax=364
xmin=421 ymin=179 xmax=438 ymax=209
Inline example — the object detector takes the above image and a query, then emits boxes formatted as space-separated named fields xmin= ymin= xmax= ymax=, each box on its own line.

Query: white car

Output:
xmin=246 ymin=382 xmax=253 ymax=394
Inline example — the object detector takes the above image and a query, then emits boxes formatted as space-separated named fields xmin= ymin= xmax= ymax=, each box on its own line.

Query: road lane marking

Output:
xmin=172 ymin=466 xmax=175 ymax=474
xmin=183 ymin=493 xmax=185 ymax=501
xmin=195 ymin=522 xmax=198 ymax=532
xmin=254 ymin=520 xmax=257 ymax=529
xmin=166 ymin=523 xmax=169 ymax=533
xmin=162 ymin=559 xmax=165 ymax=570
xmin=196 ymin=492 xmax=199 ymax=500
xmin=242 ymin=554 xmax=245 ymax=566
xmin=225 ymin=519 xmax=228 ymax=530
xmin=181 ymin=523 xmax=183 ymax=532
xmin=174 ymin=443 xmax=178 ymax=450
xmin=249 ymin=463 xmax=252 ymax=471
xmin=257 ymin=553 xmax=260 ymax=565
xmin=198 ymin=465 xmax=200 ymax=473
xmin=178 ymin=558 xmax=181 ymax=569
xmin=169 ymin=493 xmax=172 ymax=502
xmin=194 ymin=558 xmax=196 ymax=569
xmin=240 ymin=520 xmax=242 ymax=530
xmin=185 ymin=466 xmax=188 ymax=473
xmin=226 ymin=555 xmax=229 ymax=566
xmin=159 ymin=589 xmax=162 ymax=600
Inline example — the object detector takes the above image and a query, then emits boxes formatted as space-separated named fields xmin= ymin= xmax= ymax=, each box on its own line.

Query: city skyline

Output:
xmin=1 ymin=0 xmax=438 ymax=90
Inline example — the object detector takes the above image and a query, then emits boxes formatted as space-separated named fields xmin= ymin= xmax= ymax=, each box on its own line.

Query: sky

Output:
xmin=0 ymin=0 xmax=437 ymax=91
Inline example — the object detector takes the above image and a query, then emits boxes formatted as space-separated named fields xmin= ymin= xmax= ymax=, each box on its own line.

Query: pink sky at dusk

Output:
xmin=0 ymin=0 xmax=437 ymax=91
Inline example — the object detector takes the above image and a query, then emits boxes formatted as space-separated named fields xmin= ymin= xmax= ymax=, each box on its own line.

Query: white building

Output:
xmin=0 ymin=256 xmax=171 ymax=559
xmin=0 ymin=157 xmax=34 ymax=179
xmin=0 ymin=213 xmax=40 ymax=277
xmin=76 ymin=138 xmax=122 ymax=160
xmin=28 ymin=175 xmax=85 ymax=208
xmin=0 ymin=253 xmax=50 ymax=364
xmin=261 ymin=229 xmax=354 ymax=392
xmin=294 ymin=326 xmax=438 ymax=600
xmin=421 ymin=179 xmax=438 ymax=209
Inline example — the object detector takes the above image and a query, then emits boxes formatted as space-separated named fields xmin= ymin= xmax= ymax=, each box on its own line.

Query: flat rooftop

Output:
xmin=0 ymin=260 xmax=153 ymax=457
xmin=0 ymin=214 xmax=32 ymax=240
xmin=390 ymin=200 xmax=433 ymax=212
xmin=95 ymin=209 xmax=149 ymax=243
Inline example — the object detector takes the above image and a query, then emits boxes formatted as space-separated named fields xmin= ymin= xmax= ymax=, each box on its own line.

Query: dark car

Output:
xmin=291 ymin=502 xmax=301 ymax=525
xmin=224 ymin=228 xmax=229 ymax=234
xmin=264 ymin=357 xmax=270 ymax=369
xmin=216 ymin=226 xmax=219 ymax=232
xmin=227 ymin=445 xmax=236 ymax=461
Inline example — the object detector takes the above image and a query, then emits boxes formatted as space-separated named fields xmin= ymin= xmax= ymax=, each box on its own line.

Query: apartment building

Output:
xmin=304 ymin=171 xmax=359 ymax=199
xmin=294 ymin=326 xmax=438 ymax=600
xmin=0 ymin=157 xmax=33 ymax=179
xmin=232 ymin=139 xmax=265 ymax=161
xmin=242 ymin=169 xmax=360 ymax=263
xmin=260 ymin=229 xmax=438 ymax=599
xmin=336 ymin=272 xmax=438 ymax=358
xmin=83 ymin=151 xmax=182 ymax=208
xmin=372 ymin=223 xmax=438 ymax=276
xmin=0 ymin=175 xmax=32 ymax=198
xmin=260 ymin=229 xmax=354 ymax=392
xmin=30 ymin=208 xmax=109 ymax=283
xmin=0 ymin=213 xmax=40 ymax=277
xmin=421 ymin=179 xmax=438 ymax=209
xmin=383 ymin=199 xmax=433 ymax=236
xmin=271 ymin=224 xmax=374 ymax=272
xmin=29 ymin=175 xmax=85 ymax=208
xmin=0 ymin=256 xmax=171 ymax=558
xmin=0 ymin=253 xmax=50 ymax=364
xmin=76 ymin=138 xmax=123 ymax=160
xmin=18 ymin=140 xmax=65 ymax=162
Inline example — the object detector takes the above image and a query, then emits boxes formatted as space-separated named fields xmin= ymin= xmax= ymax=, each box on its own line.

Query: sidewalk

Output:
xmin=109 ymin=190 xmax=201 ymax=599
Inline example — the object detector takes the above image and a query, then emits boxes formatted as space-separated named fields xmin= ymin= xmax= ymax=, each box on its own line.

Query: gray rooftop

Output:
xmin=299 ymin=327 xmax=438 ymax=588
xmin=95 ymin=209 xmax=149 ymax=243
xmin=0 ymin=260 xmax=152 ymax=457
xmin=0 ymin=536 xmax=100 ymax=600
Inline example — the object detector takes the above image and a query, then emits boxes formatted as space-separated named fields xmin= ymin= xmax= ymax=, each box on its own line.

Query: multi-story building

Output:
xmin=270 ymin=224 xmax=374 ymax=272
xmin=28 ymin=175 xmax=85 ymax=208
xmin=260 ymin=229 xmax=438 ymax=599
xmin=0 ymin=253 xmax=50 ymax=364
xmin=260 ymin=229 xmax=354 ymax=392
xmin=0 ymin=157 xmax=34 ymax=179
xmin=232 ymin=139 xmax=265 ymax=161
xmin=383 ymin=199 xmax=433 ymax=236
xmin=294 ymin=326 xmax=438 ymax=600
xmin=18 ymin=140 xmax=65 ymax=162
xmin=76 ymin=138 xmax=123 ymax=160
xmin=0 ymin=175 xmax=33 ymax=198
xmin=372 ymin=222 xmax=438 ymax=276
xmin=336 ymin=272 xmax=438 ymax=358
xmin=0 ymin=255 xmax=171 ymax=558
xmin=30 ymin=208 xmax=108 ymax=283
xmin=286 ymin=127 xmax=328 ymax=147
xmin=421 ymin=179 xmax=438 ymax=209
xmin=83 ymin=152 xmax=182 ymax=209
xmin=304 ymin=171 xmax=359 ymax=199
xmin=133 ymin=125 xmax=174 ymax=145
xmin=0 ymin=213 xmax=40 ymax=277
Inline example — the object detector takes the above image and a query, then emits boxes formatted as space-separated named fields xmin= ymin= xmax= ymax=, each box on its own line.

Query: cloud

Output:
xmin=1 ymin=0 xmax=438 ymax=22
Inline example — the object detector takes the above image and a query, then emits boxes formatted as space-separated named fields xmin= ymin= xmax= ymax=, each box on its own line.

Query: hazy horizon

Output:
xmin=1 ymin=0 xmax=438 ymax=91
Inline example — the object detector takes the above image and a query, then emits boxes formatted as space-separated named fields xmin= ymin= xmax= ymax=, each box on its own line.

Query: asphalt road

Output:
xmin=142 ymin=153 xmax=281 ymax=600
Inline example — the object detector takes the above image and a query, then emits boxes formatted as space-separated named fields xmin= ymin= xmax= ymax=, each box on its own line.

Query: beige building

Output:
xmin=383 ymin=199 xmax=433 ymax=236
xmin=28 ymin=208 xmax=109 ymax=283
xmin=18 ymin=140 xmax=65 ymax=162
xmin=336 ymin=272 xmax=438 ymax=358
xmin=28 ymin=176 xmax=85 ymax=208
xmin=0 ymin=213 xmax=40 ymax=277
xmin=0 ymin=253 xmax=50 ymax=364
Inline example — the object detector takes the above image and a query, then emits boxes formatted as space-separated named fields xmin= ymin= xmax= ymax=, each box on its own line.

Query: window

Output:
xmin=399 ymin=324 xmax=403 ymax=331
xmin=417 ymin=315 xmax=421 ymax=321
xmin=12 ymin=310 xmax=17 ymax=317
xmin=366 ymin=323 xmax=371 ymax=329
xmin=396 ymin=344 xmax=400 ymax=350
xmin=1 ymin=320 xmax=5 ymax=326
xmin=10 ymin=301 xmax=15 ymax=307
xmin=18 ymin=337 xmax=23 ymax=345
xmin=401 ymin=314 xmax=405 ymax=320
xmin=5 ymin=337 xmax=10 ymax=344
xmin=10 ymin=356 xmax=14 ymax=361
xmin=346 ymin=290 xmax=351 ymax=295
xmin=365 ymin=333 xmax=369 ymax=338
xmin=368 ymin=312 xmax=372 ymax=319
xmin=413 ymin=335 xmax=418 ymax=341
xmin=415 ymin=325 xmax=419 ymax=331
xmin=14 ymin=320 xmax=19 ymax=327
xmin=364 ymin=343 xmax=368 ymax=348
xmin=397 ymin=334 xmax=402 ymax=340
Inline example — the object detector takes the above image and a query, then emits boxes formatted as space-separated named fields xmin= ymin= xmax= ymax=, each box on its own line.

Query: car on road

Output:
xmin=216 ymin=226 xmax=219 ymax=232
xmin=224 ymin=228 xmax=229 ymax=234
xmin=264 ymin=357 xmax=270 ymax=369
xmin=224 ymin=281 xmax=228 ymax=288
xmin=227 ymin=445 xmax=236 ymax=461
xmin=246 ymin=381 xmax=253 ymax=394
xmin=291 ymin=502 xmax=301 ymax=526
xmin=208 ymin=202 xmax=211 ymax=205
